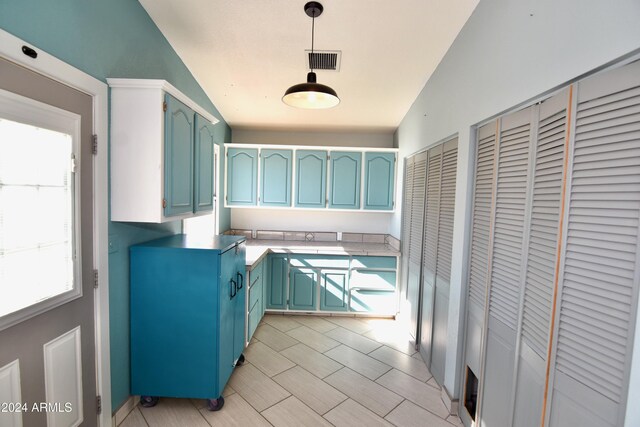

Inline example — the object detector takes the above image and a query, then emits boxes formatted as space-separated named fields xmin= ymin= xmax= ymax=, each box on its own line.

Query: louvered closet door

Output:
xmin=406 ymin=151 xmax=428 ymax=340
xmin=481 ymin=107 xmax=533 ymax=427
xmin=548 ymin=60 xmax=640 ymax=427
xmin=401 ymin=156 xmax=415 ymax=303
xmin=463 ymin=122 xmax=497 ymax=381
xmin=422 ymin=139 xmax=458 ymax=384
xmin=513 ymin=90 xmax=569 ymax=427
xmin=419 ymin=144 xmax=442 ymax=360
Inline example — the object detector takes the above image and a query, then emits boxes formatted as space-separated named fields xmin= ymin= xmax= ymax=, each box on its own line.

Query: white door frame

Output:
xmin=0 ymin=28 xmax=111 ymax=426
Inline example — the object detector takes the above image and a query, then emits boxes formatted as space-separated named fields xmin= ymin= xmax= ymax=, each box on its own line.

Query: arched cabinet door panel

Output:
xmin=363 ymin=152 xmax=396 ymax=210
xmin=329 ymin=151 xmax=361 ymax=209
xmin=227 ymin=148 xmax=258 ymax=206
xmin=260 ymin=149 xmax=292 ymax=207
xmin=295 ymin=150 xmax=327 ymax=208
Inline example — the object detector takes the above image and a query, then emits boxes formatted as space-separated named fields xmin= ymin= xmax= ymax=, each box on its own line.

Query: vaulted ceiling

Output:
xmin=139 ymin=0 xmax=479 ymax=131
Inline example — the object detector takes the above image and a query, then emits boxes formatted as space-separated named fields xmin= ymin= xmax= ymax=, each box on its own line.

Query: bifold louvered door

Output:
xmin=419 ymin=138 xmax=458 ymax=384
xmin=513 ymin=89 xmax=569 ymax=427
xmin=462 ymin=122 xmax=497 ymax=387
xmin=404 ymin=151 xmax=428 ymax=341
xmin=480 ymin=107 xmax=534 ymax=427
xmin=547 ymin=60 xmax=640 ymax=427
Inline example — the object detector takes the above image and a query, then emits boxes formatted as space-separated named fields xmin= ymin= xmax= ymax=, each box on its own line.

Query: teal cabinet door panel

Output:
xmin=194 ymin=114 xmax=216 ymax=212
xmin=227 ymin=148 xmax=258 ymax=205
xmin=233 ymin=243 xmax=247 ymax=361
xmin=320 ymin=270 xmax=349 ymax=311
xmin=164 ymin=94 xmax=195 ymax=217
xmin=267 ymin=254 xmax=288 ymax=309
xmin=289 ymin=268 xmax=317 ymax=310
xmin=363 ymin=152 xmax=396 ymax=210
xmin=295 ymin=150 xmax=327 ymax=208
xmin=261 ymin=149 xmax=292 ymax=206
xmin=329 ymin=151 xmax=361 ymax=209
xmin=218 ymin=249 xmax=236 ymax=391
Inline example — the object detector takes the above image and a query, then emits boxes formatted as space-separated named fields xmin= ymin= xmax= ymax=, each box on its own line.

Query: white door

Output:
xmin=0 ymin=55 xmax=97 ymax=427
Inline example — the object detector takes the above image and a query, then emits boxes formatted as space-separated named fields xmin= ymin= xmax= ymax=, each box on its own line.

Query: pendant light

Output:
xmin=282 ymin=2 xmax=340 ymax=109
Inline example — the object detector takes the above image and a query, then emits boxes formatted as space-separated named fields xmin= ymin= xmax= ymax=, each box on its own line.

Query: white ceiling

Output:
xmin=139 ymin=0 xmax=479 ymax=132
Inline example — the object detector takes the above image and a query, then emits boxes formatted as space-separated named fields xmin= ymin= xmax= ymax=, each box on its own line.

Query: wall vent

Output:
xmin=305 ymin=50 xmax=341 ymax=71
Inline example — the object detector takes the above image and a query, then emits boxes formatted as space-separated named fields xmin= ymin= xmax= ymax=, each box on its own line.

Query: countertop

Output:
xmin=244 ymin=239 xmax=400 ymax=269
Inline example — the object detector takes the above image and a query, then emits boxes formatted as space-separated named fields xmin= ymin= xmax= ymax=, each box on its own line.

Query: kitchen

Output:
xmin=0 ymin=1 xmax=639 ymax=427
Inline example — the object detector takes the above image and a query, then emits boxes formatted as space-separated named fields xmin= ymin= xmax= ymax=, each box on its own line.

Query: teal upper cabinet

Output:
xmin=108 ymin=79 xmax=219 ymax=223
xmin=329 ymin=151 xmax=361 ymax=209
xmin=164 ymin=94 xmax=195 ymax=217
xmin=194 ymin=114 xmax=216 ymax=212
xmin=260 ymin=149 xmax=292 ymax=206
xmin=295 ymin=150 xmax=327 ymax=208
xmin=363 ymin=152 xmax=396 ymax=210
xmin=227 ymin=148 xmax=258 ymax=206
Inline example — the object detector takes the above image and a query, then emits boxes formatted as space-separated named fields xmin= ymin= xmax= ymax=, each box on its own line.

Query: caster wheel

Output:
xmin=140 ymin=396 xmax=159 ymax=408
xmin=236 ymin=354 xmax=245 ymax=366
xmin=207 ymin=396 xmax=225 ymax=411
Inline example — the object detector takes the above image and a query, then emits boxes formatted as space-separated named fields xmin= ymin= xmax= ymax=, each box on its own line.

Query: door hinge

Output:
xmin=162 ymin=198 xmax=167 ymax=208
xmin=93 ymin=269 xmax=99 ymax=289
xmin=96 ymin=395 xmax=102 ymax=415
xmin=162 ymin=101 xmax=167 ymax=112
xmin=92 ymin=134 xmax=98 ymax=155
xmin=70 ymin=154 xmax=77 ymax=173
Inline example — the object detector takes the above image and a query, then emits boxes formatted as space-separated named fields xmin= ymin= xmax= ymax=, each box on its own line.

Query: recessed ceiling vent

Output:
xmin=305 ymin=50 xmax=341 ymax=72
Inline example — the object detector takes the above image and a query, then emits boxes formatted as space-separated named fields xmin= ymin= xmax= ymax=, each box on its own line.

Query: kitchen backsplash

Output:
xmin=224 ymin=229 xmax=400 ymax=250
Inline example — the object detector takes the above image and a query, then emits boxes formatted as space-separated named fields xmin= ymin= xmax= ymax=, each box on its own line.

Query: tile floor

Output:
xmin=118 ymin=315 xmax=463 ymax=427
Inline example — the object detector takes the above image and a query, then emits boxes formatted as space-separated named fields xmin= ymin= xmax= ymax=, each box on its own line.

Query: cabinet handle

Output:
xmin=230 ymin=278 xmax=237 ymax=299
xmin=237 ymin=272 xmax=244 ymax=290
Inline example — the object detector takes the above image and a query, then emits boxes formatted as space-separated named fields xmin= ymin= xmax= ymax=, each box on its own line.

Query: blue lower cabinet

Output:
xmin=233 ymin=243 xmax=247 ymax=359
xmin=320 ymin=270 xmax=349 ymax=311
xmin=247 ymin=258 xmax=265 ymax=343
xmin=267 ymin=254 xmax=288 ymax=309
xmin=349 ymin=289 xmax=396 ymax=314
xmin=289 ymin=268 xmax=317 ymax=310
xmin=130 ymin=234 xmax=246 ymax=400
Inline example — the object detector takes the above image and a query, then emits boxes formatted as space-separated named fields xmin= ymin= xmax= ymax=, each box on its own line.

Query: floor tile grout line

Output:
xmin=381 ymin=397 xmax=407 ymax=419
xmin=372 ymin=368 xmax=453 ymax=421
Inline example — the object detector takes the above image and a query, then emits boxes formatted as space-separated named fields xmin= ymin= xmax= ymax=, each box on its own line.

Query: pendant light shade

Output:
xmin=282 ymin=2 xmax=340 ymax=109
xmin=283 ymin=72 xmax=340 ymax=109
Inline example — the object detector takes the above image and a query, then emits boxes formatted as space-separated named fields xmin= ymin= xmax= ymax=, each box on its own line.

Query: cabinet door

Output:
xmin=320 ymin=270 xmax=349 ymax=311
xmin=295 ymin=150 xmax=327 ymax=208
xmin=218 ymin=249 xmax=236 ymax=392
xmin=233 ymin=243 xmax=246 ymax=360
xmin=363 ymin=152 xmax=396 ymax=210
xmin=164 ymin=94 xmax=195 ymax=216
xmin=194 ymin=114 xmax=216 ymax=212
xmin=267 ymin=254 xmax=288 ymax=309
xmin=289 ymin=268 xmax=317 ymax=310
xmin=329 ymin=151 xmax=361 ymax=209
xmin=227 ymin=148 xmax=258 ymax=206
xmin=261 ymin=149 xmax=292 ymax=206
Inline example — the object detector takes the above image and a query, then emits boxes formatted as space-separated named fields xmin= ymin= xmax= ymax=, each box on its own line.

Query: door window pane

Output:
xmin=0 ymin=117 xmax=76 ymax=318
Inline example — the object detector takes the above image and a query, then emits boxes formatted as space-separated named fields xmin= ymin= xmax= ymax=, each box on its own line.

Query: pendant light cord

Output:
xmin=310 ymin=12 xmax=315 ymax=72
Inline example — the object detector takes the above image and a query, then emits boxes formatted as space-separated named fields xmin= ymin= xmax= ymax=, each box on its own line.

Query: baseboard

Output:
xmin=441 ymin=385 xmax=459 ymax=416
xmin=113 ymin=395 xmax=139 ymax=426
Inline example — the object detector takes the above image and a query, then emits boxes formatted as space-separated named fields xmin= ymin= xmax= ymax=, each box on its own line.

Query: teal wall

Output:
xmin=0 ymin=0 xmax=232 ymax=410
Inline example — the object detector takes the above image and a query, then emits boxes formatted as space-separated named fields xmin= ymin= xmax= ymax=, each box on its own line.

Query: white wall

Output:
xmin=392 ymin=0 xmax=640 ymax=404
xmin=232 ymin=128 xmax=393 ymax=147
xmin=230 ymin=128 xmax=396 ymax=233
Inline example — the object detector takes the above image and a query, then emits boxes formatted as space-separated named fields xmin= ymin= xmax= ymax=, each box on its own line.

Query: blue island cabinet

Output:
xmin=130 ymin=234 xmax=246 ymax=411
